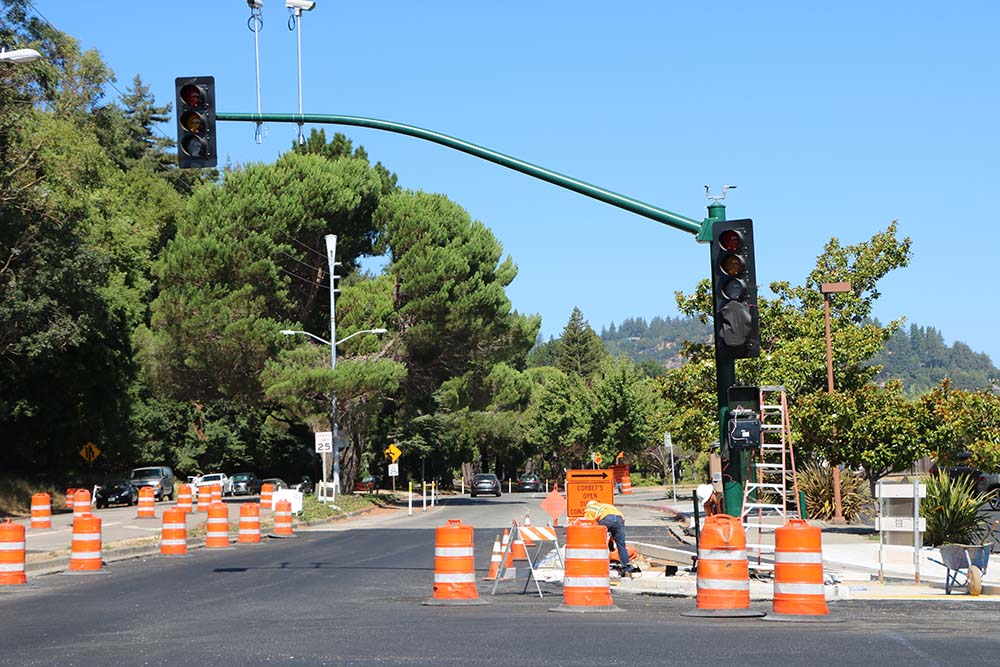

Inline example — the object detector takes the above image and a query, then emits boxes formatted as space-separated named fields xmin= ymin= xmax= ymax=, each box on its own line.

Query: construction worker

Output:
xmin=583 ymin=499 xmax=639 ymax=575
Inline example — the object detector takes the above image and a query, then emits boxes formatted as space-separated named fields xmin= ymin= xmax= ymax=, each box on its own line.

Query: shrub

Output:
xmin=921 ymin=470 xmax=993 ymax=546
xmin=797 ymin=462 xmax=871 ymax=523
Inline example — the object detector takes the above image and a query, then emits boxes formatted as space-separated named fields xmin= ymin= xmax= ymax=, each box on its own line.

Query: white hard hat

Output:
xmin=696 ymin=484 xmax=715 ymax=503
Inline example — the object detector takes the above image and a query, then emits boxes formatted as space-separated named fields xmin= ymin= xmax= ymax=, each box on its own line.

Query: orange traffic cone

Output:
xmin=500 ymin=529 xmax=517 ymax=580
xmin=522 ymin=513 xmax=536 ymax=546
xmin=484 ymin=534 xmax=502 ymax=581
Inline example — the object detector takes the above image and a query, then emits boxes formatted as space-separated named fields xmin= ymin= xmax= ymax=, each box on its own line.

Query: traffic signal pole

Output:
xmin=209 ymin=110 xmax=747 ymax=513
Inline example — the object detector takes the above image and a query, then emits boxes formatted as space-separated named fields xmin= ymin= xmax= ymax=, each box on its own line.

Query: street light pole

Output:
xmin=821 ymin=281 xmax=851 ymax=524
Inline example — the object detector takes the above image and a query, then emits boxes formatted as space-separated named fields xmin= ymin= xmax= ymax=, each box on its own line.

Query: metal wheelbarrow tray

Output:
xmin=931 ymin=543 xmax=992 ymax=595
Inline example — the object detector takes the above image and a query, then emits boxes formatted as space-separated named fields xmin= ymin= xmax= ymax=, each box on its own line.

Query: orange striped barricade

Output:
xmin=237 ymin=503 xmax=262 ymax=545
xmin=0 ymin=519 xmax=27 ymax=586
xmin=549 ymin=519 xmax=620 ymax=612
xmin=159 ymin=508 xmax=190 ymax=557
xmin=196 ymin=486 xmax=211 ymax=513
xmin=175 ymin=484 xmax=193 ymax=513
xmin=682 ymin=513 xmax=762 ymax=618
xmin=136 ymin=487 xmax=156 ymax=519
xmin=64 ymin=514 xmax=107 ymax=575
xmin=762 ymin=519 xmax=837 ymax=623
xmin=72 ymin=488 xmax=92 ymax=519
xmin=423 ymin=519 xmax=488 ymax=606
xmin=210 ymin=484 xmax=222 ymax=506
xmin=259 ymin=483 xmax=274 ymax=510
xmin=492 ymin=521 xmax=563 ymax=598
xmin=30 ymin=492 xmax=52 ymax=529
xmin=205 ymin=503 xmax=234 ymax=549
xmin=269 ymin=499 xmax=296 ymax=538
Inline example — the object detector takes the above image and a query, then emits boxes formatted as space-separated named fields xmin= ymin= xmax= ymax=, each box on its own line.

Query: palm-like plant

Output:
xmin=921 ymin=470 xmax=993 ymax=547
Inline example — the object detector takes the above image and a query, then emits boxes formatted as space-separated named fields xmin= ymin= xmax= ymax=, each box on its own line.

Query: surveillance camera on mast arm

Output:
xmin=286 ymin=0 xmax=316 ymax=10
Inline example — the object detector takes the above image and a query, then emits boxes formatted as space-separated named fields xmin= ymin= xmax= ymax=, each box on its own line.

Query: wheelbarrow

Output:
xmin=929 ymin=543 xmax=992 ymax=595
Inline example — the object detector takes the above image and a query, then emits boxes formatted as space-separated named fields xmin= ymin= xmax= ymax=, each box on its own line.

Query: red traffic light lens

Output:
xmin=720 ymin=253 xmax=744 ymax=276
xmin=719 ymin=230 xmax=742 ymax=252
xmin=180 ymin=84 xmax=205 ymax=108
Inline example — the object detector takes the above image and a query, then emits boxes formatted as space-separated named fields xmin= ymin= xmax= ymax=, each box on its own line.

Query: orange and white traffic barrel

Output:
xmin=66 ymin=514 xmax=105 ymax=574
xmin=64 ymin=488 xmax=77 ymax=510
xmin=270 ymin=499 xmax=296 ymax=538
xmin=764 ymin=519 xmax=833 ymax=622
xmin=682 ymin=513 xmax=762 ymax=618
xmin=175 ymin=484 xmax=193 ymax=513
xmin=30 ymin=492 xmax=52 ymax=529
xmin=72 ymin=488 xmax=91 ymax=519
xmin=550 ymin=519 xmax=621 ymax=613
xmin=205 ymin=503 xmax=232 ymax=549
xmin=423 ymin=519 xmax=488 ymax=606
xmin=210 ymin=484 xmax=222 ymax=506
xmin=237 ymin=503 xmax=261 ymax=544
xmin=621 ymin=474 xmax=633 ymax=495
xmin=0 ymin=519 xmax=27 ymax=585
xmin=136 ymin=487 xmax=156 ymax=519
xmin=196 ymin=486 xmax=211 ymax=512
xmin=260 ymin=483 xmax=274 ymax=510
xmin=159 ymin=508 xmax=189 ymax=557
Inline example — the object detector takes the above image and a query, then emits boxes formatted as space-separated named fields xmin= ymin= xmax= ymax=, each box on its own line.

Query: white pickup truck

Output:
xmin=193 ymin=472 xmax=233 ymax=496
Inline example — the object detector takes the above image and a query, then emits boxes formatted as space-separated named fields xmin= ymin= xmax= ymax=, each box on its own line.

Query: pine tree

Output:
xmin=556 ymin=307 xmax=606 ymax=381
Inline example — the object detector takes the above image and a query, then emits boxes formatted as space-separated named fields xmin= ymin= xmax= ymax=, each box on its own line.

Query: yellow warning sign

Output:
xmin=79 ymin=442 xmax=101 ymax=463
xmin=384 ymin=443 xmax=402 ymax=463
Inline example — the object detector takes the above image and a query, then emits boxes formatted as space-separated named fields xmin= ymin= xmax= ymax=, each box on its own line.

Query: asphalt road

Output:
xmin=2 ymin=494 xmax=999 ymax=666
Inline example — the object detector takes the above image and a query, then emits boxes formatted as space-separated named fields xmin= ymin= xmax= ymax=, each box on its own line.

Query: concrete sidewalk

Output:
xmin=611 ymin=488 xmax=1000 ymax=601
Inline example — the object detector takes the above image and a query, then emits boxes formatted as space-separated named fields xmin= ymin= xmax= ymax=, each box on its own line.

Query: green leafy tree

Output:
xmin=525 ymin=367 xmax=593 ymax=471
xmin=915 ymin=380 xmax=1000 ymax=472
xmin=589 ymin=356 xmax=658 ymax=460
xmin=796 ymin=381 xmax=927 ymax=494
xmin=556 ymin=307 xmax=606 ymax=382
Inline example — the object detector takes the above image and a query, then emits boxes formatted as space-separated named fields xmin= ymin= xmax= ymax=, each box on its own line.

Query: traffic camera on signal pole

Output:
xmin=175 ymin=76 xmax=217 ymax=169
xmin=710 ymin=219 xmax=760 ymax=359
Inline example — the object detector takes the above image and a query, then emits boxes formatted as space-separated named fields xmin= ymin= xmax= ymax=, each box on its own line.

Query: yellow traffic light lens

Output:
xmin=180 ymin=84 xmax=205 ymax=108
xmin=719 ymin=230 xmax=742 ymax=252
xmin=180 ymin=111 xmax=204 ymax=133
xmin=721 ymin=253 xmax=744 ymax=276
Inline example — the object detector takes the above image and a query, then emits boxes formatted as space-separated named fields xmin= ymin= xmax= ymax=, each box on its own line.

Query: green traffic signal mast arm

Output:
xmin=216 ymin=112 xmax=705 ymax=238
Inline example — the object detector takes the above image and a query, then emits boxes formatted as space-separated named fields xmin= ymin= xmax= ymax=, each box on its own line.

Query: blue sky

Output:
xmin=34 ymin=1 xmax=1000 ymax=364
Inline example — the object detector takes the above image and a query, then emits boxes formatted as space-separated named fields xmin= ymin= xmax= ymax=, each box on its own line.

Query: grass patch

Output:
xmin=0 ymin=476 xmax=65 ymax=518
xmin=297 ymin=491 xmax=399 ymax=523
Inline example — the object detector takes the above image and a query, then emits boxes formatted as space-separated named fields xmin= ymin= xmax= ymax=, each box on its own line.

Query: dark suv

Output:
xmin=129 ymin=466 xmax=175 ymax=501
xmin=471 ymin=474 xmax=501 ymax=498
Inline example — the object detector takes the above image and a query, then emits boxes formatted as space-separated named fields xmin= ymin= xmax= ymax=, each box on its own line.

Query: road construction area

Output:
xmin=2 ymin=487 xmax=999 ymax=666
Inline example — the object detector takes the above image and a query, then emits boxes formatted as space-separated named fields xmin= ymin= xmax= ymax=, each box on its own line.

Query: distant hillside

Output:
xmin=595 ymin=316 xmax=999 ymax=394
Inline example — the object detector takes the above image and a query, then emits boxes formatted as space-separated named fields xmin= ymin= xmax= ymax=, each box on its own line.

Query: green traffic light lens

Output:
xmin=180 ymin=84 xmax=205 ymax=108
xmin=719 ymin=230 xmax=742 ymax=252
xmin=721 ymin=253 xmax=744 ymax=276
xmin=180 ymin=134 xmax=208 ymax=158
xmin=722 ymin=278 xmax=745 ymax=300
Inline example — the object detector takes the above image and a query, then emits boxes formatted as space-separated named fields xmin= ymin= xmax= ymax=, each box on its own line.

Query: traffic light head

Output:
xmin=710 ymin=219 xmax=760 ymax=358
xmin=175 ymin=76 xmax=217 ymax=169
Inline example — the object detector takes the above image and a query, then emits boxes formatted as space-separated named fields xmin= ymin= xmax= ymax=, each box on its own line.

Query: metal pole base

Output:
xmin=268 ymin=533 xmax=298 ymax=539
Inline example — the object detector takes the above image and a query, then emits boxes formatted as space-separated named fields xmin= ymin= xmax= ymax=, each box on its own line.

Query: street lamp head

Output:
xmin=279 ymin=330 xmax=297 ymax=335
xmin=0 ymin=48 xmax=42 ymax=64
xmin=372 ymin=328 xmax=388 ymax=335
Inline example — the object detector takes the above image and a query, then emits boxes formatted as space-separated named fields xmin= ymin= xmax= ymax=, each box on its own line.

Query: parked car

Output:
xmin=260 ymin=478 xmax=288 ymax=491
xmin=354 ymin=475 xmax=382 ymax=492
xmin=516 ymin=474 xmax=541 ymax=493
xmin=95 ymin=479 xmax=138 ymax=509
xmin=930 ymin=452 xmax=981 ymax=488
xmin=470 ymin=473 xmax=501 ymax=498
xmin=290 ymin=475 xmax=313 ymax=495
xmin=978 ymin=471 xmax=1000 ymax=511
xmin=230 ymin=472 xmax=262 ymax=496
xmin=129 ymin=466 xmax=175 ymax=501
xmin=193 ymin=472 xmax=233 ymax=496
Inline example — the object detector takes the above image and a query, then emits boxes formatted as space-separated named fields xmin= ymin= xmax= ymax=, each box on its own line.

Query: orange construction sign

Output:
xmin=564 ymin=469 xmax=614 ymax=518
xmin=540 ymin=483 xmax=567 ymax=523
